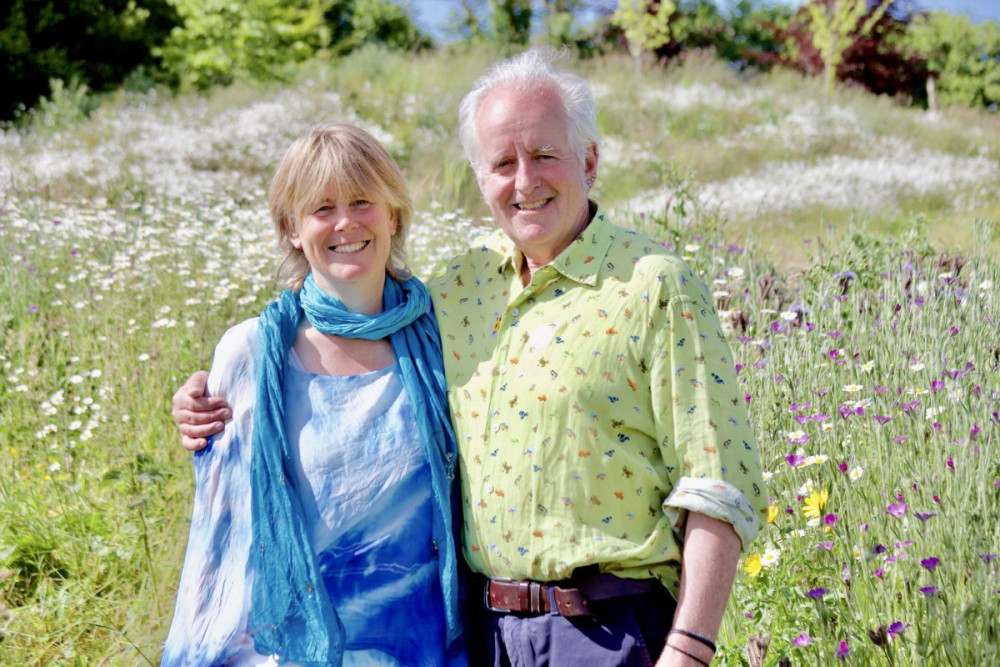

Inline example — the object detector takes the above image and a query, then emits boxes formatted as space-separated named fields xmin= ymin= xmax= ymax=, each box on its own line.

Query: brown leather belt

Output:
xmin=484 ymin=571 xmax=659 ymax=617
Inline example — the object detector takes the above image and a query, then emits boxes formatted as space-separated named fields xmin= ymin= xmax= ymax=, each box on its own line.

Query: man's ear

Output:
xmin=584 ymin=143 xmax=599 ymax=183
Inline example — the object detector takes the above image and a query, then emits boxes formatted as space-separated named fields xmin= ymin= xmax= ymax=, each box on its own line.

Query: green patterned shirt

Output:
xmin=429 ymin=210 xmax=766 ymax=596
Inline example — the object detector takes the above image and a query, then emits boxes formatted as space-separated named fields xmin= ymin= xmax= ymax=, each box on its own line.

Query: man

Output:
xmin=173 ymin=48 xmax=767 ymax=666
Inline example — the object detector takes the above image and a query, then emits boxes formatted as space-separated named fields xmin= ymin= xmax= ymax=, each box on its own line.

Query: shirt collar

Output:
xmin=497 ymin=203 xmax=616 ymax=287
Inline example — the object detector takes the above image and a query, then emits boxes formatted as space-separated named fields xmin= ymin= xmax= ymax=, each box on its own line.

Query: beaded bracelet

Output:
xmin=668 ymin=628 xmax=717 ymax=654
xmin=666 ymin=643 xmax=711 ymax=667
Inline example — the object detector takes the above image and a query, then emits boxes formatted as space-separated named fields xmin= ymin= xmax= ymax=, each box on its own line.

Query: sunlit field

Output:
xmin=1 ymin=45 xmax=998 ymax=665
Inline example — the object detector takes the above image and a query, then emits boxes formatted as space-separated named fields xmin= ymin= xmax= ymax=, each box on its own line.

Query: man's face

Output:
xmin=475 ymin=84 xmax=597 ymax=269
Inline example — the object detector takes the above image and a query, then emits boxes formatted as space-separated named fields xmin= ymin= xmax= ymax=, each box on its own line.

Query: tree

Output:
xmin=0 ymin=0 xmax=178 ymax=121
xmin=343 ymin=0 xmax=432 ymax=53
xmin=905 ymin=11 xmax=1000 ymax=110
xmin=804 ymin=0 xmax=892 ymax=93
xmin=489 ymin=0 xmax=532 ymax=45
xmin=157 ymin=0 xmax=429 ymax=90
xmin=774 ymin=0 xmax=927 ymax=101
xmin=611 ymin=0 xmax=676 ymax=63
xmin=157 ymin=0 xmax=332 ymax=89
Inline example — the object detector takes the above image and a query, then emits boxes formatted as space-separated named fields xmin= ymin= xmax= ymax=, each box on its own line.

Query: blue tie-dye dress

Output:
xmin=161 ymin=318 xmax=450 ymax=666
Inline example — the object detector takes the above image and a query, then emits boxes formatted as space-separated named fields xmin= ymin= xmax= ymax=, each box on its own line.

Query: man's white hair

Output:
xmin=458 ymin=46 xmax=599 ymax=178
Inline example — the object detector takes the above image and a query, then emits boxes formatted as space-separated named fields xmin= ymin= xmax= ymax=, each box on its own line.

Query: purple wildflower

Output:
xmin=793 ymin=633 xmax=815 ymax=647
xmin=980 ymin=554 xmax=998 ymax=564
xmin=817 ymin=541 xmax=835 ymax=551
xmin=921 ymin=557 xmax=940 ymax=572
xmin=806 ymin=587 xmax=826 ymax=599
xmin=824 ymin=513 xmax=838 ymax=526
xmin=920 ymin=586 xmax=938 ymax=597
xmin=886 ymin=502 xmax=907 ymax=518
xmin=915 ymin=512 xmax=937 ymax=521
xmin=835 ymin=640 xmax=850 ymax=660
xmin=887 ymin=622 xmax=910 ymax=641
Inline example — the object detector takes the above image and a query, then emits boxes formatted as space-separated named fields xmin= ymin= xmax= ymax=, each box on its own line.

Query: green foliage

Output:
xmin=804 ymin=0 xmax=893 ymax=93
xmin=489 ymin=0 xmax=532 ymax=46
xmin=612 ymin=0 xmax=677 ymax=59
xmin=157 ymin=0 xmax=429 ymax=89
xmin=157 ymin=0 xmax=331 ymax=89
xmin=904 ymin=11 xmax=1000 ymax=110
xmin=0 ymin=0 xmax=178 ymax=122
xmin=346 ymin=0 xmax=431 ymax=52
xmin=29 ymin=78 xmax=101 ymax=132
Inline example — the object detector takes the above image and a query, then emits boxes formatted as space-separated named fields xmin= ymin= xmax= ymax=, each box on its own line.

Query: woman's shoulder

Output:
xmin=207 ymin=317 xmax=261 ymax=397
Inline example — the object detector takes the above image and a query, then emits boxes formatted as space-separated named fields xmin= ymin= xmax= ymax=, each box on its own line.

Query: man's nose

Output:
xmin=515 ymin=157 xmax=539 ymax=192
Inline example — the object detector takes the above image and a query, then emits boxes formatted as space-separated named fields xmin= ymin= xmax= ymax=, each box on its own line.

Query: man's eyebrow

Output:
xmin=535 ymin=144 xmax=557 ymax=152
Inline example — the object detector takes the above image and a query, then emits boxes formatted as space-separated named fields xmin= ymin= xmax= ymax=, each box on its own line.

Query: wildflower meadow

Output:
xmin=1 ymin=47 xmax=998 ymax=665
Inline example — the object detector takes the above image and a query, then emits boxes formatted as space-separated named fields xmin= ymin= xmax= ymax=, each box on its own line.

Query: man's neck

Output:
xmin=518 ymin=201 xmax=598 ymax=286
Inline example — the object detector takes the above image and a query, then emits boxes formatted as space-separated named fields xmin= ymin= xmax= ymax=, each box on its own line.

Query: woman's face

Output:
xmin=289 ymin=189 xmax=396 ymax=302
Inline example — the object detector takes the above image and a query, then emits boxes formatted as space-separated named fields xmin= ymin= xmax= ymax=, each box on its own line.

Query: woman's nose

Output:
xmin=333 ymin=209 xmax=358 ymax=229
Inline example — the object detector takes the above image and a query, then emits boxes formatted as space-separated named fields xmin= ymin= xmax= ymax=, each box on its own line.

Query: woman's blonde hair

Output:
xmin=269 ymin=123 xmax=413 ymax=289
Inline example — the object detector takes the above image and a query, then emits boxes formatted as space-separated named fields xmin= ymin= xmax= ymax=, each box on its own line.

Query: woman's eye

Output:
xmin=351 ymin=199 xmax=371 ymax=208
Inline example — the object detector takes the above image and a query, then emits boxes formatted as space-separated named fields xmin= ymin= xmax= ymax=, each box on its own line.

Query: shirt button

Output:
xmin=492 ymin=423 xmax=501 ymax=433
xmin=485 ymin=484 xmax=494 ymax=493
xmin=499 ymin=364 xmax=507 ymax=374
xmin=511 ymin=308 xmax=520 ymax=316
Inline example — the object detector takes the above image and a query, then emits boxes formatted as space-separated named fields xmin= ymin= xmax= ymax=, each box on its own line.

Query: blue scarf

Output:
xmin=249 ymin=272 xmax=460 ymax=665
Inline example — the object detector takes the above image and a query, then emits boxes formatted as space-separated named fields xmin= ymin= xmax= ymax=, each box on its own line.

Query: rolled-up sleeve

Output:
xmin=652 ymin=287 xmax=768 ymax=552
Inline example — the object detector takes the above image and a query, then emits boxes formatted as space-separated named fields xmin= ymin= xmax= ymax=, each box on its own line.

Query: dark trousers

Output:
xmin=468 ymin=579 xmax=677 ymax=667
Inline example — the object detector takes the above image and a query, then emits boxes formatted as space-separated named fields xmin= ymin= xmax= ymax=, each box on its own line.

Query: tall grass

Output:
xmin=1 ymin=45 xmax=997 ymax=664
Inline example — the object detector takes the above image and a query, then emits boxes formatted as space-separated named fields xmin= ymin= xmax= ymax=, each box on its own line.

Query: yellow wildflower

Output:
xmin=767 ymin=505 xmax=779 ymax=524
xmin=802 ymin=489 xmax=829 ymax=519
xmin=744 ymin=553 xmax=763 ymax=577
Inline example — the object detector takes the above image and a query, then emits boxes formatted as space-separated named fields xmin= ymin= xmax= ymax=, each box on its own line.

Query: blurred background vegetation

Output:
xmin=2 ymin=0 xmax=999 ymax=126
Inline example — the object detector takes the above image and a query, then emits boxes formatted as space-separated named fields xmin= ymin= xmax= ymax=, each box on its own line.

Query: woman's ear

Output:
xmin=287 ymin=219 xmax=302 ymax=248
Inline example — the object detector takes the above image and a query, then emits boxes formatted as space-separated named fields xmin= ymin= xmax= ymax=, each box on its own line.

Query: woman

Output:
xmin=161 ymin=124 xmax=465 ymax=666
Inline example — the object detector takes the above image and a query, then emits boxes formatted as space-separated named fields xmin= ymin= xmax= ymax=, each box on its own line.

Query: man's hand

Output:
xmin=172 ymin=370 xmax=231 ymax=451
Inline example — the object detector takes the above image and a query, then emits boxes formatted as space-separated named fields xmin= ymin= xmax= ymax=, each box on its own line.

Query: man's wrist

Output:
xmin=665 ymin=630 xmax=715 ymax=665
xmin=664 ymin=642 xmax=712 ymax=666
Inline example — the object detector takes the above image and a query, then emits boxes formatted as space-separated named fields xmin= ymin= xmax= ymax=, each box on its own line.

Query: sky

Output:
xmin=410 ymin=0 xmax=1000 ymax=39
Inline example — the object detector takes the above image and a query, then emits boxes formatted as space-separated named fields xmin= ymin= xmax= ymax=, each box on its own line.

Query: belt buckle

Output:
xmin=483 ymin=577 xmax=514 ymax=613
